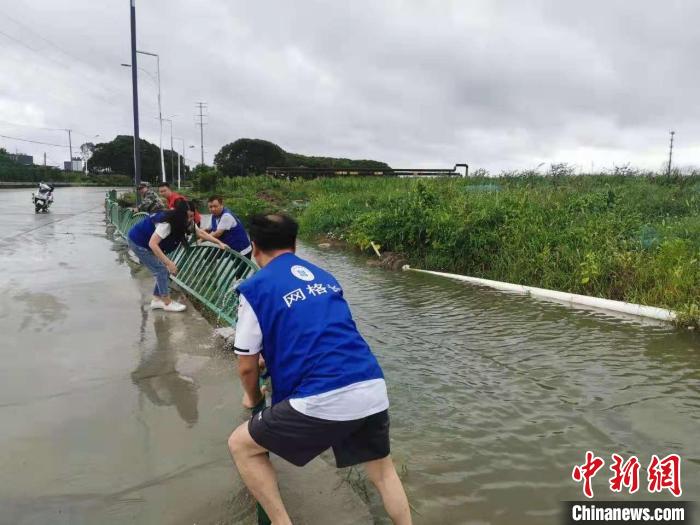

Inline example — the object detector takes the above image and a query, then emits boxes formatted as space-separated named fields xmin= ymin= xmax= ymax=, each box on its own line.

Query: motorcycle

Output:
xmin=32 ymin=183 xmax=54 ymax=213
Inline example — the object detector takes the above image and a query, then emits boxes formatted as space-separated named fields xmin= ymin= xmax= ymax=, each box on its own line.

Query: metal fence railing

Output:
xmin=105 ymin=192 xmax=257 ymax=325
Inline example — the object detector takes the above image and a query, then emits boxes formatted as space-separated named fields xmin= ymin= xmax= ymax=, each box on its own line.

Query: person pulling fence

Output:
xmin=159 ymin=182 xmax=202 ymax=226
xmin=227 ymin=213 xmax=412 ymax=525
xmin=127 ymin=199 xmax=228 ymax=312
xmin=205 ymin=195 xmax=252 ymax=258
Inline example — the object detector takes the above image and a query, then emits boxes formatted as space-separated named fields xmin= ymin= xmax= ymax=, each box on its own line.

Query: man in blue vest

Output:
xmin=227 ymin=213 xmax=412 ymax=525
xmin=205 ymin=196 xmax=252 ymax=257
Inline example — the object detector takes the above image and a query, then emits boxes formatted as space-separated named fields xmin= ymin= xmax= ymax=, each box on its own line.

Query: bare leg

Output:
xmin=228 ymin=422 xmax=292 ymax=525
xmin=363 ymin=456 xmax=412 ymax=525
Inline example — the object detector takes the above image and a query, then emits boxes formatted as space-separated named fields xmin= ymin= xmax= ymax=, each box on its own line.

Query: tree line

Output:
xmin=88 ymin=135 xmax=188 ymax=184
xmin=213 ymin=138 xmax=390 ymax=177
xmin=84 ymin=136 xmax=389 ymax=181
xmin=1 ymin=136 xmax=389 ymax=184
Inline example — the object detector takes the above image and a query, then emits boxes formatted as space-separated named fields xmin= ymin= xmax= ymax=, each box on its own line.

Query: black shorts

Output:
xmin=248 ymin=400 xmax=390 ymax=468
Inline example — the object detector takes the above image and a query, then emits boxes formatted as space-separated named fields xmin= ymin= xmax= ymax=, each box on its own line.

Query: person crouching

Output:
xmin=127 ymin=199 xmax=227 ymax=311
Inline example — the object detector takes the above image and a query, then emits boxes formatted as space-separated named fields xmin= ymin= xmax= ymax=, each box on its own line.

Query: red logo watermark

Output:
xmin=572 ymin=452 xmax=682 ymax=499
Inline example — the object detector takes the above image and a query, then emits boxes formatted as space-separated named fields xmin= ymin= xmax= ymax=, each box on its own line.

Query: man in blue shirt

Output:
xmin=205 ymin=196 xmax=252 ymax=257
xmin=227 ymin=213 xmax=411 ymax=525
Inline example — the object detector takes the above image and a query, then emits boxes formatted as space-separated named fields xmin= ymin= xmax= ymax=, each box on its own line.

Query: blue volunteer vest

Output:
xmin=127 ymin=212 xmax=181 ymax=253
xmin=237 ymin=253 xmax=384 ymax=405
xmin=211 ymin=208 xmax=250 ymax=252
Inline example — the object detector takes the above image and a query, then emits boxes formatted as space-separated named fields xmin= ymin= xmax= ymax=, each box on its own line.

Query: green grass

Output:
xmin=187 ymin=174 xmax=700 ymax=327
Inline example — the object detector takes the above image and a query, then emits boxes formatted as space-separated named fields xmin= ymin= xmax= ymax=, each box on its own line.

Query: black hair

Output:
xmin=248 ymin=213 xmax=298 ymax=251
xmin=207 ymin=195 xmax=224 ymax=204
xmin=162 ymin=199 xmax=190 ymax=245
xmin=158 ymin=182 xmax=171 ymax=188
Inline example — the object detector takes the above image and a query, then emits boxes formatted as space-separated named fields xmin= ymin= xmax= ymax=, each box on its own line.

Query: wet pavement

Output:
xmin=0 ymin=187 xmax=369 ymax=525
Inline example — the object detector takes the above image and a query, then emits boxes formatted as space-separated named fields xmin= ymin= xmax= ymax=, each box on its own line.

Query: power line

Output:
xmin=0 ymin=28 xmax=71 ymax=69
xmin=0 ymin=134 xmax=67 ymax=148
xmin=0 ymin=28 xmax=43 ymax=53
xmin=0 ymin=20 xmax=125 ymax=105
xmin=3 ymin=13 xmax=89 ymax=67
xmin=0 ymin=119 xmax=66 ymax=132
xmin=0 ymin=120 xmax=101 ymax=142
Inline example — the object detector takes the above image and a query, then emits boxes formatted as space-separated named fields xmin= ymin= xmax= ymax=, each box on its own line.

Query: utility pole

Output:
xmin=129 ymin=0 xmax=142 ymax=189
xmin=195 ymin=102 xmax=207 ymax=166
xmin=667 ymin=130 xmax=675 ymax=177
xmin=66 ymin=129 xmax=73 ymax=167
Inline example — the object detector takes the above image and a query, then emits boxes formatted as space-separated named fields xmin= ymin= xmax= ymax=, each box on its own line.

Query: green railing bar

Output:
xmin=104 ymin=192 xmax=257 ymax=325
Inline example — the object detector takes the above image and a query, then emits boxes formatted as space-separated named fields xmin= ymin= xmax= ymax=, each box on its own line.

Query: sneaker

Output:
xmin=163 ymin=300 xmax=186 ymax=312
xmin=150 ymin=299 xmax=166 ymax=310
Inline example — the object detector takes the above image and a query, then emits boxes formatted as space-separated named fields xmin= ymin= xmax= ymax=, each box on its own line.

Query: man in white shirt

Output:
xmin=205 ymin=196 xmax=252 ymax=257
xmin=227 ymin=213 xmax=411 ymax=525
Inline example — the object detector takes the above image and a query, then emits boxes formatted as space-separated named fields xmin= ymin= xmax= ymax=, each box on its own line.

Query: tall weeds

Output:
xmin=195 ymin=174 xmax=700 ymax=326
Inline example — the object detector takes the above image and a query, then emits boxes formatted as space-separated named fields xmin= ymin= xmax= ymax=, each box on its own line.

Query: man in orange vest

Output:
xmin=158 ymin=182 xmax=201 ymax=226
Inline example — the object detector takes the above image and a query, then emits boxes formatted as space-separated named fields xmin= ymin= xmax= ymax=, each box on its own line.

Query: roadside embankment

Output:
xmin=181 ymin=174 xmax=700 ymax=327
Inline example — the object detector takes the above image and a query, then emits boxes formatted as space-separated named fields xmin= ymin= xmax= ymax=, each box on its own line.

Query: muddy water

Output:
xmin=298 ymin=245 xmax=700 ymax=524
xmin=1 ymin=188 xmax=698 ymax=525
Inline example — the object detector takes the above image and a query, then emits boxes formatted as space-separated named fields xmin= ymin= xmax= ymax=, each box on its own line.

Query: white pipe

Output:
xmin=403 ymin=266 xmax=676 ymax=322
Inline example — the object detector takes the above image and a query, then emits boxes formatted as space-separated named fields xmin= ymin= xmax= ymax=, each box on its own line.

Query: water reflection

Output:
xmin=131 ymin=315 xmax=199 ymax=426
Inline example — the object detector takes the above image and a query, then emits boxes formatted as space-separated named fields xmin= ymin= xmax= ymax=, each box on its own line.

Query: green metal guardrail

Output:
xmin=105 ymin=193 xmax=257 ymax=325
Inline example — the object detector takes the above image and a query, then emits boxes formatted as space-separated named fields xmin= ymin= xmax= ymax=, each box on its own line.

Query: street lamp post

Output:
xmin=136 ymin=50 xmax=165 ymax=182
xmin=174 ymin=137 xmax=186 ymax=189
xmin=83 ymin=134 xmax=100 ymax=175
xmin=162 ymin=117 xmax=175 ymax=185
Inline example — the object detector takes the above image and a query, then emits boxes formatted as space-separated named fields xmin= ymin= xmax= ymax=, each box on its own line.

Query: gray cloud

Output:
xmin=0 ymin=0 xmax=697 ymax=172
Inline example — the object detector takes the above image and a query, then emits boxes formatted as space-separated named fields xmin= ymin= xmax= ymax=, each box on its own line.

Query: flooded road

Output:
xmin=0 ymin=188 xmax=254 ymax=524
xmin=1 ymin=187 xmax=698 ymax=524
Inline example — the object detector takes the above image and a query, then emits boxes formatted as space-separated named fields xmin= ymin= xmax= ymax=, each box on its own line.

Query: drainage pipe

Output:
xmin=403 ymin=266 xmax=676 ymax=323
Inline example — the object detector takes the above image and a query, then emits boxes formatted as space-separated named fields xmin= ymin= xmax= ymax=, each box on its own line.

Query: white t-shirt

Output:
xmin=233 ymin=294 xmax=389 ymax=421
xmin=216 ymin=213 xmax=237 ymax=231
xmin=212 ymin=214 xmax=252 ymax=255
xmin=154 ymin=222 xmax=171 ymax=239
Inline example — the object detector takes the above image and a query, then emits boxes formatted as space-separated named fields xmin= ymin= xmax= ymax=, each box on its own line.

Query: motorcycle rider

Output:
xmin=38 ymin=182 xmax=54 ymax=197
xmin=33 ymin=182 xmax=54 ymax=212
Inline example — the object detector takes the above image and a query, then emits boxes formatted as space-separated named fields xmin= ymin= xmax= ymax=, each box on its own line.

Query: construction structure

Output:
xmin=9 ymin=153 xmax=33 ymax=166
xmin=64 ymin=157 xmax=82 ymax=171
xmin=266 ymin=163 xmax=468 ymax=180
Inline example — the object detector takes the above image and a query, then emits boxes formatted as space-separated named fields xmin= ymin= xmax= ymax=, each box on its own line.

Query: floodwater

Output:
xmin=1 ymin=187 xmax=698 ymax=525
xmin=0 ymin=188 xmax=254 ymax=524
xmin=309 ymin=242 xmax=700 ymax=523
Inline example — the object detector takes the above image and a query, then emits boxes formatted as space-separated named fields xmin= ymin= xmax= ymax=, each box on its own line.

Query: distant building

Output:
xmin=64 ymin=157 xmax=82 ymax=171
xmin=9 ymin=153 xmax=33 ymax=166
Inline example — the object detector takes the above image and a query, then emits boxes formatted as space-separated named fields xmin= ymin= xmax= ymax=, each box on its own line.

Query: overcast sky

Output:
xmin=1 ymin=0 xmax=698 ymax=172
